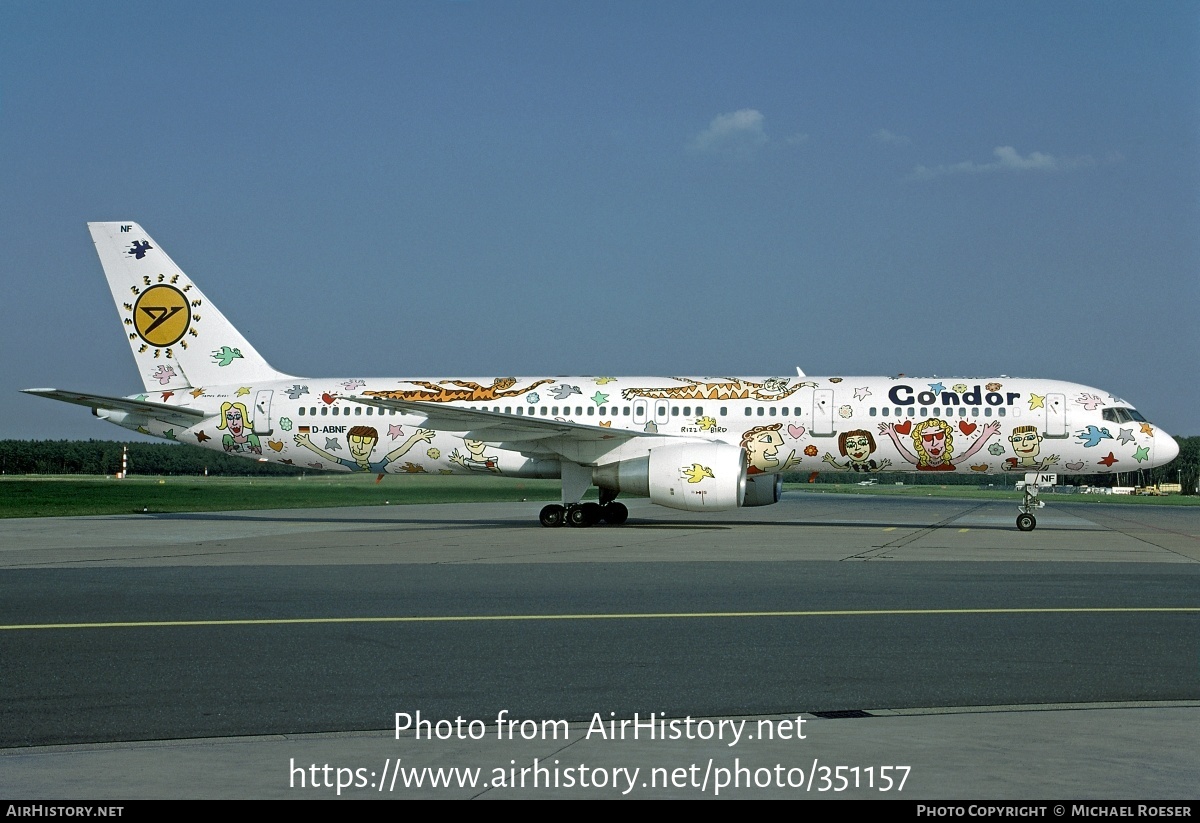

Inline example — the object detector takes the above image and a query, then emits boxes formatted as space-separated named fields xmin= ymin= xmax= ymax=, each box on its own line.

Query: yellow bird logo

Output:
xmin=682 ymin=463 xmax=714 ymax=484
xmin=696 ymin=416 xmax=717 ymax=431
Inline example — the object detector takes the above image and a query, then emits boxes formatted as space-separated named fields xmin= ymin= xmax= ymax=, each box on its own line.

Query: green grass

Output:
xmin=0 ymin=474 xmax=568 ymax=518
xmin=0 ymin=475 xmax=1193 ymax=519
xmin=787 ymin=482 xmax=1200 ymax=505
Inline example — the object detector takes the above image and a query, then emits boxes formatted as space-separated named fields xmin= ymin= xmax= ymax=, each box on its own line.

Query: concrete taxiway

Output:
xmin=1 ymin=493 xmax=1197 ymax=798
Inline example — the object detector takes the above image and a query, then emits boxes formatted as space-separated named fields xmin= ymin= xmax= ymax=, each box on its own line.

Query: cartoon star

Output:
xmin=236 ymin=387 xmax=251 ymax=397
xmin=161 ymin=391 xmax=174 ymax=401
xmin=388 ymin=424 xmax=404 ymax=440
xmin=195 ymin=431 xmax=210 ymax=443
xmin=134 ymin=394 xmax=148 ymax=402
xmin=591 ymin=391 xmax=609 ymax=405
xmin=190 ymin=388 xmax=205 ymax=399
xmin=594 ymin=377 xmax=617 ymax=384
xmin=928 ymin=382 xmax=945 ymax=394
xmin=1116 ymin=428 xmax=1135 ymax=446
xmin=1140 ymin=423 xmax=1154 ymax=436
xmin=163 ymin=429 xmax=175 ymax=440
xmin=1133 ymin=446 xmax=1150 ymax=463
xmin=1028 ymin=394 xmax=1045 ymax=410
xmin=1098 ymin=452 xmax=1118 ymax=468
xmin=853 ymin=387 xmax=871 ymax=401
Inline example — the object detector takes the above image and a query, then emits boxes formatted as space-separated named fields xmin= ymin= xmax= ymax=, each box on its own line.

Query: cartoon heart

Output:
xmin=970 ymin=464 xmax=988 ymax=472
xmin=1065 ymin=461 xmax=1084 ymax=471
xmin=268 ymin=440 xmax=284 ymax=452
xmin=321 ymin=393 xmax=336 ymax=405
xmin=787 ymin=424 xmax=805 ymax=439
xmin=894 ymin=420 xmax=912 ymax=435
xmin=959 ymin=421 xmax=977 ymax=436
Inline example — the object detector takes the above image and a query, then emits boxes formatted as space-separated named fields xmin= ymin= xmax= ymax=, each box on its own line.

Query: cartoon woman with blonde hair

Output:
xmin=879 ymin=418 xmax=999 ymax=471
xmin=217 ymin=401 xmax=262 ymax=454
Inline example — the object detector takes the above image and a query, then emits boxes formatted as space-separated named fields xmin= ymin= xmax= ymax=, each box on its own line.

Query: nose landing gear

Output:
xmin=1016 ymin=478 xmax=1045 ymax=531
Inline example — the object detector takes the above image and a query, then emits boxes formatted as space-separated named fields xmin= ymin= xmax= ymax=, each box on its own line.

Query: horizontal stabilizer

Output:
xmin=23 ymin=388 xmax=208 ymax=427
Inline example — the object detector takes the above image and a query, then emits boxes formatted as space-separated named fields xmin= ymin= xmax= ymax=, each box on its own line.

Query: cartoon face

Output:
xmin=224 ymin=407 xmax=244 ymax=436
xmin=911 ymin=419 xmax=955 ymax=466
xmin=921 ymin=429 xmax=946 ymax=458
xmin=464 ymin=439 xmax=487 ymax=457
xmin=1009 ymin=427 xmax=1042 ymax=459
xmin=840 ymin=431 xmax=878 ymax=465
xmin=743 ymin=426 xmax=784 ymax=471
xmin=761 ymin=377 xmax=789 ymax=394
xmin=348 ymin=433 xmax=377 ymax=461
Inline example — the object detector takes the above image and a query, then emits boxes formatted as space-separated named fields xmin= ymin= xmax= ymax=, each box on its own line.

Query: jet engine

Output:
xmin=592 ymin=442 xmax=746 ymax=512
xmin=741 ymin=473 xmax=782 ymax=507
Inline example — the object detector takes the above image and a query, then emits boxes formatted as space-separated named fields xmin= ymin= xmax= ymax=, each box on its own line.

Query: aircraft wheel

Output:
xmin=601 ymin=502 xmax=628 ymax=525
xmin=1016 ymin=513 xmax=1036 ymax=532
xmin=539 ymin=504 xmax=566 ymax=528
xmin=580 ymin=502 xmax=603 ymax=525
xmin=566 ymin=505 xmax=591 ymax=527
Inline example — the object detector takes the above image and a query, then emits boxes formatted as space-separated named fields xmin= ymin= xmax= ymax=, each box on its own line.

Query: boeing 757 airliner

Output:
xmin=24 ymin=223 xmax=1180 ymax=530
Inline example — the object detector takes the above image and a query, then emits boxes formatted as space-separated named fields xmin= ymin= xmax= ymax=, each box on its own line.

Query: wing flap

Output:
xmin=348 ymin=395 xmax=638 ymax=444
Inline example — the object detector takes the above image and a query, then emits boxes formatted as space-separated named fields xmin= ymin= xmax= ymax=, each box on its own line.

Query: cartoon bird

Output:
xmin=1075 ymin=426 xmax=1113 ymax=448
xmin=551 ymin=384 xmax=581 ymax=400
xmin=697 ymin=416 xmax=718 ymax=432
xmin=211 ymin=346 xmax=243 ymax=367
xmin=285 ymin=385 xmax=310 ymax=399
xmin=151 ymin=365 xmax=176 ymax=385
xmin=682 ymin=464 xmax=714 ymax=484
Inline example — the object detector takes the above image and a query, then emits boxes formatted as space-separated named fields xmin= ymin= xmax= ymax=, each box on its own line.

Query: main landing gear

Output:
xmin=539 ymin=501 xmax=628 ymax=527
xmin=1016 ymin=480 xmax=1045 ymax=531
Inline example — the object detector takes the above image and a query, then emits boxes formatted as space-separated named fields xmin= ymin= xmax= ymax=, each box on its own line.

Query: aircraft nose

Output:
xmin=1156 ymin=431 xmax=1180 ymax=465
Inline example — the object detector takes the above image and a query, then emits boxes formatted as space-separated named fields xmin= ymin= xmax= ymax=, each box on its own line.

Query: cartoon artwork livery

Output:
xmin=24 ymin=222 xmax=1180 ymax=533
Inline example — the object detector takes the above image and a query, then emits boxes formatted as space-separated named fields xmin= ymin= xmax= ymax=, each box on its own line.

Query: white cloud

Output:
xmin=909 ymin=145 xmax=1095 ymax=180
xmin=873 ymin=129 xmax=911 ymax=145
xmin=689 ymin=109 xmax=768 ymax=157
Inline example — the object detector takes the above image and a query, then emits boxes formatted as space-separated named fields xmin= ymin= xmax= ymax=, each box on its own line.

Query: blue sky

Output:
xmin=2 ymin=1 xmax=1197 ymax=441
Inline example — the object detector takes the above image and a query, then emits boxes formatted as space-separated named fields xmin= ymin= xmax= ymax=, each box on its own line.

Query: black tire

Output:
xmin=1016 ymin=513 xmax=1036 ymax=532
xmin=601 ymin=502 xmax=629 ymax=525
xmin=580 ymin=502 xmax=603 ymax=525
xmin=539 ymin=504 xmax=566 ymax=528
xmin=566 ymin=505 xmax=591 ymax=527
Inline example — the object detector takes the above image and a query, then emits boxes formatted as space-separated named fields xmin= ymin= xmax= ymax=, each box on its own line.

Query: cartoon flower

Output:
xmin=952 ymin=383 xmax=968 ymax=394
xmin=986 ymin=382 xmax=1002 ymax=392
xmin=988 ymin=442 xmax=1005 ymax=456
xmin=838 ymin=405 xmax=853 ymax=418
xmin=427 ymin=448 xmax=440 ymax=460
xmin=804 ymin=445 xmax=818 ymax=457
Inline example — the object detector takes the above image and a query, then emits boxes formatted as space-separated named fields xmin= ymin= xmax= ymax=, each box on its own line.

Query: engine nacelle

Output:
xmin=593 ymin=442 xmax=746 ymax=512
xmin=742 ymin=473 xmax=782 ymax=507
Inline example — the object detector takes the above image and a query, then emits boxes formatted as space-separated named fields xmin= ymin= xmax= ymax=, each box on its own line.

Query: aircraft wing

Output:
xmin=347 ymin=395 xmax=642 ymax=447
xmin=22 ymin=388 xmax=208 ymax=427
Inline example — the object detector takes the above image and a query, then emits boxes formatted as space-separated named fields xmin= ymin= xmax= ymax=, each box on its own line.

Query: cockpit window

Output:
xmin=1102 ymin=407 xmax=1144 ymax=424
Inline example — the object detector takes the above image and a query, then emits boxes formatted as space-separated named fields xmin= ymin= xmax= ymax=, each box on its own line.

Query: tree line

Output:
xmin=0 ymin=440 xmax=303 ymax=477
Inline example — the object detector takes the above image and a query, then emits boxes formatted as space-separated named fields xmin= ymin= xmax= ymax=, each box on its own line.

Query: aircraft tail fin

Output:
xmin=89 ymin=222 xmax=294 ymax=392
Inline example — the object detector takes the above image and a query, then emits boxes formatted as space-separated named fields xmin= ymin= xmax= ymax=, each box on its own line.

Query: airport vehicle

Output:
xmin=25 ymin=223 xmax=1180 ymax=530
